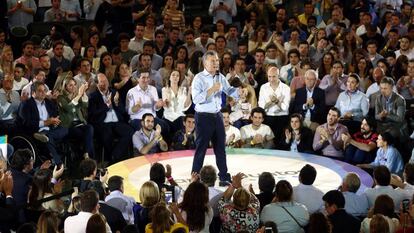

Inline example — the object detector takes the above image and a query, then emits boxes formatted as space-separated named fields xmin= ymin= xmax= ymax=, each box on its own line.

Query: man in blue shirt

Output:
xmin=191 ymin=50 xmax=247 ymax=186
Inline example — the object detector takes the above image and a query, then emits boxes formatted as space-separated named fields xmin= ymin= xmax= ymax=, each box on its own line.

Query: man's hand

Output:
xmin=155 ymin=99 xmax=164 ymax=109
xmin=45 ymin=117 xmax=61 ymax=127
xmin=306 ymin=97 xmax=314 ymax=107
xmin=114 ymin=91 xmax=120 ymax=105
xmin=285 ymin=129 xmax=292 ymax=142
xmin=53 ymin=165 xmax=64 ymax=180
xmin=343 ymin=112 xmax=353 ymax=119
xmin=211 ymin=82 xmax=221 ymax=92
xmin=155 ymin=124 xmax=162 ymax=139
xmin=253 ymin=134 xmax=264 ymax=144
xmin=379 ymin=110 xmax=388 ymax=119
xmin=165 ymin=164 xmax=172 ymax=178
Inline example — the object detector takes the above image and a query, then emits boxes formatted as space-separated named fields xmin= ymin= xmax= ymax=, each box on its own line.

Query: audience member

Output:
xmin=340 ymin=172 xmax=369 ymax=217
xmin=132 ymin=113 xmax=168 ymax=155
xmin=105 ymin=175 xmax=136 ymax=224
xmin=293 ymin=164 xmax=324 ymax=214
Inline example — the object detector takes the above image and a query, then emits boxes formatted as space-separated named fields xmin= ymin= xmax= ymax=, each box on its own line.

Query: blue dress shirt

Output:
xmin=192 ymin=70 xmax=239 ymax=113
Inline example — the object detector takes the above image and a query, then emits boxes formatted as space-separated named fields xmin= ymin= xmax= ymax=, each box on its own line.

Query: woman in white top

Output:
xmin=162 ymin=70 xmax=192 ymax=133
xmin=81 ymin=32 xmax=107 ymax=58
xmin=360 ymin=195 xmax=400 ymax=233
xmin=171 ymin=181 xmax=213 ymax=233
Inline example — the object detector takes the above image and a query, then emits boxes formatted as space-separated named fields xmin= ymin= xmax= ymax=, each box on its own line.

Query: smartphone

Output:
xmin=165 ymin=191 xmax=173 ymax=204
xmin=403 ymin=199 xmax=410 ymax=213
xmin=265 ymin=227 xmax=273 ymax=233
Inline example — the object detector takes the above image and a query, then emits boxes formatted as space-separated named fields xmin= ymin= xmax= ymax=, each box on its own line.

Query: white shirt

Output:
xmin=21 ymin=81 xmax=50 ymax=98
xmin=395 ymin=49 xmax=414 ymax=60
xmin=397 ymin=183 xmax=414 ymax=200
xmin=126 ymin=84 xmax=159 ymax=120
xmin=240 ymin=124 xmax=274 ymax=141
xmin=364 ymin=185 xmax=406 ymax=211
xmin=293 ymin=183 xmax=324 ymax=214
xmin=105 ymin=190 xmax=136 ymax=224
xmin=225 ymin=125 xmax=241 ymax=145
xmin=64 ymin=211 xmax=112 ymax=233
xmin=12 ymin=78 xmax=29 ymax=91
xmin=356 ymin=25 xmax=381 ymax=36
xmin=46 ymin=45 xmax=75 ymax=61
xmin=258 ymin=82 xmax=290 ymax=116
xmin=128 ymin=37 xmax=147 ymax=54
xmin=279 ymin=63 xmax=295 ymax=84
xmin=208 ymin=186 xmax=224 ymax=217
xmin=162 ymin=86 xmax=190 ymax=122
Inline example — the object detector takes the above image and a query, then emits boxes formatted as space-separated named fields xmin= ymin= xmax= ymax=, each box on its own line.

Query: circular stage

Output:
xmin=107 ymin=148 xmax=373 ymax=200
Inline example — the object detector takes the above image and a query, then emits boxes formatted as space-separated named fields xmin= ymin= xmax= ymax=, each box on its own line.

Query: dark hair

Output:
xmin=83 ymin=45 xmax=96 ymax=58
xmin=86 ymin=214 xmax=107 ymax=233
xmin=15 ymin=63 xmax=26 ymax=71
xmin=220 ymin=107 xmax=231 ymax=114
xmin=275 ymin=180 xmax=293 ymax=202
xmin=143 ymin=40 xmax=155 ymax=49
xmin=32 ymin=81 xmax=46 ymax=94
xmin=142 ymin=113 xmax=154 ymax=122
xmin=179 ymin=182 xmax=209 ymax=231
xmin=200 ymin=165 xmax=217 ymax=187
xmin=29 ymin=169 xmax=53 ymax=209
xmin=255 ymin=48 xmax=266 ymax=56
xmin=108 ymin=175 xmax=123 ymax=192
xmin=308 ymin=212 xmax=331 ymax=233
xmin=81 ymin=190 xmax=99 ymax=212
xmin=183 ymin=114 xmax=195 ymax=122
xmin=329 ymin=106 xmax=341 ymax=117
xmin=150 ymin=163 xmax=166 ymax=186
xmin=71 ymin=25 xmax=84 ymax=39
xmin=80 ymin=159 xmax=98 ymax=178
xmin=184 ymin=29 xmax=195 ymax=36
xmin=98 ymin=51 xmax=112 ymax=73
xmin=150 ymin=203 xmax=172 ymax=233
xmin=139 ymin=53 xmax=151 ymax=62
xmin=215 ymin=35 xmax=226 ymax=43
xmin=17 ymin=222 xmax=37 ymax=233
xmin=348 ymin=73 xmax=360 ymax=84
xmin=22 ymin=40 xmax=34 ymax=49
xmin=258 ymin=172 xmax=275 ymax=193
xmin=373 ymin=194 xmax=395 ymax=218
xmin=118 ymin=33 xmax=130 ymax=43
xmin=250 ymin=107 xmax=266 ymax=118
xmin=155 ymin=29 xmax=165 ymax=37
xmin=379 ymin=132 xmax=394 ymax=146
xmin=287 ymin=49 xmax=300 ymax=58
xmin=373 ymin=166 xmax=391 ymax=186
xmin=322 ymin=190 xmax=345 ymax=208
xmin=362 ymin=118 xmax=376 ymax=132
xmin=122 ymin=225 xmax=140 ymax=233
xmin=52 ymin=40 xmax=64 ymax=49
xmin=404 ymin=163 xmax=414 ymax=185
xmin=10 ymin=149 xmax=33 ymax=171
xmin=299 ymin=164 xmax=317 ymax=185
xmin=37 ymin=210 xmax=60 ymax=233
xmin=289 ymin=113 xmax=303 ymax=129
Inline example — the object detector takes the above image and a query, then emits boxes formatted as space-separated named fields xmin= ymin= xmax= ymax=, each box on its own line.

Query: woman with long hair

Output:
xmin=171 ymin=182 xmax=213 ymax=232
xmin=189 ymin=16 xmax=203 ymax=38
xmin=136 ymin=181 xmax=160 ymax=233
xmin=98 ymin=52 xmax=116 ymax=84
xmin=86 ymin=213 xmax=108 ymax=233
xmin=145 ymin=203 xmax=188 ymax=233
xmin=213 ymin=19 xmax=227 ymax=39
xmin=144 ymin=14 xmax=156 ymax=41
xmin=348 ymin=48 xmax=368 ymax=73
xmin=112 ymin=62 xmax=136 ymax=107
xmin=248 ymin=25 xmax=272 ymax=53
xmin=159 ymin=54 xmax=174 ymax=87
xmin=0 ymin=46 xmax=14 ymax=76
xmin=37 ymin=210 xmax=60 ymax=233
xmin=57 ymin=77 xmax=95 ymax=159
xmin=392 ymin=55 xmax=409 ymax=81
xmin=175 ymin=46 xmax=189 ymax=65
xmin=28 ymin=169 xmax=64 ymax=213
xmin=220 ymin=52 xmax=233 ymax=75
xmin=83 ymin=31 xmax=107 ymax=57
xmin=162 ymin=70 xmax=192 ymax=137
xmin=279 ymin=113 xmax=314 ymax=153
xmin=354 ymin=57 xmax=374 ymax=93
xmin=308 ymin=28 xmax=327 ymax=48
xmin=376 ymin=59 xmax=392 ymax=77
xmin=70 ymin=25 xmax=84 ymax=57
xmin=360 ymin=195 xmax=399 ymax=233
xmin=82 ymin=45 xmax=100 ymax=72
xmin=308 ymin=212 xmax=332 ymax=233
xmin=317 ymin=52 xmax=334 ymax=80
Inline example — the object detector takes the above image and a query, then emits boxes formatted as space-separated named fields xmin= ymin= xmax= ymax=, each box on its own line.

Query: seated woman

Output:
xmin=134 ymin=181 xmax=160 ymax=233
xmin=171 ymin=181 xmax=213 ymax=233
xmin=360 ymin=195 xmax=399 ymax=233
xmin=357 ymin=132 xmax=404 ymax=175
xmin=261 ymin=180 xmax=309 ymax=233
xmin=162 ymin=70 xmax=192 ymax=138
xmin=112 ymin=62 xmax=137 ymax=108
xmin=28 ymin=169 xmax=65 ymax=214
xmin=218 ymin=173 xmax=260 ymax=232
xmin=279 ymin=113 xmax=314 ymax=153
xmin=145 ymin=203 xmax=188 ymax=233
xmin=57 ymin=77 xmax=94 ymax=159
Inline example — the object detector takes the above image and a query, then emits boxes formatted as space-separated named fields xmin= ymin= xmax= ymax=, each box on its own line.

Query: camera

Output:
xmin=165 ymin=190 xmax=173 ymax=204
xmin=96 ymin=168 xmax=107 ymax=179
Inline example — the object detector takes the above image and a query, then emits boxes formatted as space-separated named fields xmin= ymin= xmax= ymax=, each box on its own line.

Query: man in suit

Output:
xmin=19 ymin=81 xmax=68 ymax=165
xmin=292 ymin=69 xmax=326 ymax=131
xmin=375 ymin=76 xmax=408 ymax=140
xmin=88 ymin=73 xmax=134 ymax=162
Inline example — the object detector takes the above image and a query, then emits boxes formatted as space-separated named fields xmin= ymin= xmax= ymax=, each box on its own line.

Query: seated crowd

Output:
xmin=1 ymin=0 xmax=414 ymax=232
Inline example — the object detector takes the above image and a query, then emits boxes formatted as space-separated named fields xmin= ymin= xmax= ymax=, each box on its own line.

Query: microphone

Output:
xmin=215 ymin=69 xmax=220 ymax=83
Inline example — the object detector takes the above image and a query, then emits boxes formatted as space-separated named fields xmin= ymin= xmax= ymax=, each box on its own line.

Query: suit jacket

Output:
xmin=88 ymin=89 xmax=128 ymax=125
xmin=18 ymin=97 xmax=58 ymax=133
xmin=374 ymin=92 xmax=408 ymax=137
xmin=99 ymin=202 xmax=127 ymax=233
xmin=0 ymin=194 xmax=17 ymax=233
xmin=292 ymin=87 xmax=326 ymax=124
xmin=329 ymin=209 xmax=360 ymax=233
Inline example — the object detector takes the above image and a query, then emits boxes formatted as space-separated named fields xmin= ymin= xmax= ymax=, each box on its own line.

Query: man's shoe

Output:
xmin=219 ymin=180 xmax=232 ymax=187
xmin=33 ymin=133 xmax=49 ymax=143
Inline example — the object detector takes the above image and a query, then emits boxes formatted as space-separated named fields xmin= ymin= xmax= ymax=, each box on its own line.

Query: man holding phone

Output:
xmin=208 ymin=0 xmax=237 ymax=24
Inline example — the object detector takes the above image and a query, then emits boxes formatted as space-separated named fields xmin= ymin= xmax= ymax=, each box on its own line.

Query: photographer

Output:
xmin=77 ymin=159 xmax=108 ymax=193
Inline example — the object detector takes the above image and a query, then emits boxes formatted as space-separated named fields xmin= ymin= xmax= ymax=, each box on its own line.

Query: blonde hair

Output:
xmin=233 ymin=187 xmax=251 ymax=210
xmin=139 ymin=180 xmax=160 ymax=207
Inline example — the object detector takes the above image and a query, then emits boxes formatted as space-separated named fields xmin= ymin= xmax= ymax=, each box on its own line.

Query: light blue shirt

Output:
xmin=335 ymin=90 xmax=369 ymax=121
xmin=7 ymin=0 xmax=36 ymax=28
xmin=370 ymin=146 xmax=404 ymax=175
xmin=303 ymin=88 xmax=315 ymax=119
xmin=208 ymin=0 xmax=237 ymax=24
xmin=343 ymin=191 xmax=369 ymax=217
xmin=192 ymin=69 xmax=239 ymax=113
xmin=35 ymin=99 xmax=49 ymax=131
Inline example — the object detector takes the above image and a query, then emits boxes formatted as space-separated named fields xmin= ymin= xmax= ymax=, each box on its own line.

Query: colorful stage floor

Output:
xmin=107 ymin=148 xmax=373 ymax=200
